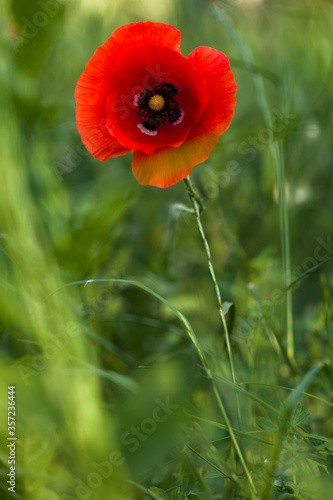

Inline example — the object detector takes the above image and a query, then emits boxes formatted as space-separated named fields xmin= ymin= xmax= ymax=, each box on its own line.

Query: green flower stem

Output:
xmin=183 ymin=177 xmax=257 ymax=495
xmin=184 ymin=177 xmax=238 ymax=395
xmin=185 ymin=178 xmax=205 ymax=213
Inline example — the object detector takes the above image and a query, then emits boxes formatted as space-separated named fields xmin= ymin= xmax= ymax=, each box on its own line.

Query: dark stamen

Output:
xmin=135 ymin=81 xmax=184 ymax=135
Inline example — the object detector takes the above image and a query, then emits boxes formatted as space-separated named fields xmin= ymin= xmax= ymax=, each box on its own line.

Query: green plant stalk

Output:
xmin=209 ymin=378 xmax=258 ymax=498
xmin=183 ymin=177 xmax=258 ymax=497
xmin=276 ymin=146 xmax=294 ymax=364
xmin=260 ymin=364 xmax=321 ymax=499
xmin=320 ymin=274 xmax=333 ymax=385
xmin=184 ymin=177 xmax=238 ymax=392
xmin=211 ymin=6 xmax=294 ymax=365
xmin=260 ymin=408 xmax=291 ymax=500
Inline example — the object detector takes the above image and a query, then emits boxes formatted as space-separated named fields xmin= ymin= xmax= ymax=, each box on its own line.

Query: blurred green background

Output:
xmin=1 ymin=0 xmax=333 ymax=499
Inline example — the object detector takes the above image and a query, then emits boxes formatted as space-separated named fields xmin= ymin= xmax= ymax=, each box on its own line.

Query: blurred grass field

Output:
xmin=1 ymin=0 xmax=333 ymax=498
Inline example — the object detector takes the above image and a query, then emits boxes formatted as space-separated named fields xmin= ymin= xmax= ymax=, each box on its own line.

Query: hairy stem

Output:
xmin=184 ymin=177 xmax=237 ymax=392
xmin=183 ymin=177 xmax=256 ymax=494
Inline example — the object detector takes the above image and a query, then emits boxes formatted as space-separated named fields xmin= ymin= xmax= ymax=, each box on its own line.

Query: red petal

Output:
xmin=75 ymin=86 xmax=130 ymax=160
xmin=75 ymin=50 xmax=130 ymax=160
xmin=109 ymin=22 xmax=181 ymax=53
xmin=132 ymin=132 xmax=220 ymax=188
xmin=75 ymin=22 xmax=182 ymax=161
xmin=186 ymin=47 xmax=237 ymax=139
xmin=104 ymin=45 xmax=209 ymax=154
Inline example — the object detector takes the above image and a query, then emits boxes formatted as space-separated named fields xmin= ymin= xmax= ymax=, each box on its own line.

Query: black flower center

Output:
xmin=134 ymin=81 xmax=184 ymax=136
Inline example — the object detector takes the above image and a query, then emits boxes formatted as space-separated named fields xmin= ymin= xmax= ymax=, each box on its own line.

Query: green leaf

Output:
xmin=180 ymin=474 xmax=195 ymax=496
xmin=222 ymin=301 xmax=233 ymax=315
xmin=318 ymin=465 xmax=330 ymax=478
xmin=280 ymin=481 xmax=299 ymax=494
xmin=292 ymin=403 xmax=310 ymax=426
xmin=148 ymin=487 xmax=170 ymax=500
xmin=256 ymin=416 xmax=278 ymax=432
xmin=327 ymin=465 xmax=333 ymax=479
xmin=60 ymin=354 xmax=139 ymax=393
xmin=222 ymin=301 xmax=235 ymax=332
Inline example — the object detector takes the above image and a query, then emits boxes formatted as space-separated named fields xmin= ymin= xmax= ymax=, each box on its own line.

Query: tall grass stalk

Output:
xmin=260 ymin=364 xmax=321 ymax=499
xmin=51 ymin=277 xmax=258 ymax=498
xmin=211 ymin=6 xmax=295 ymax=365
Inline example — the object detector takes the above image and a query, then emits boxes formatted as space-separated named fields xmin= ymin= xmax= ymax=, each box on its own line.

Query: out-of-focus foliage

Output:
xmin=1 ymin=0 xmax=332 ymax=499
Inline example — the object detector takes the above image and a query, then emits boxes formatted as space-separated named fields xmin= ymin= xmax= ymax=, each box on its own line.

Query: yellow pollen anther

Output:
xmin=148 ymin=94 xmax=165 ymax=112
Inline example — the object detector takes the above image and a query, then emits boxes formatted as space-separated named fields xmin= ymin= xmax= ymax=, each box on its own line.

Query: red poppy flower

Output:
xmin=75 ymin=22 xmax=237 ymax=188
